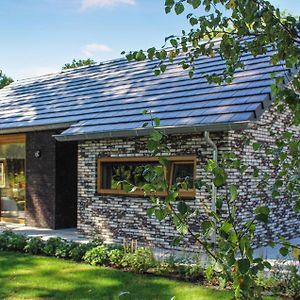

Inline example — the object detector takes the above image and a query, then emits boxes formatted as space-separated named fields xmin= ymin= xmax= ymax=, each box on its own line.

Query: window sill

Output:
xmin=96 ymin=189 xmax=196 ymax=199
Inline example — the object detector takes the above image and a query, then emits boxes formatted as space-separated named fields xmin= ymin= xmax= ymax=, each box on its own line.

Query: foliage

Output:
xmin=68 ymin=242 xmax=94 ymax=261
xmin=0 ymin=231 xmax=27 ymax=251
xmin=83 ymin=245 xmax=109 ymax=266
xmin=0 ymin=70 xmax=13 ymax=89
xmin=62 ymin=58 xmax=96 ymax=70
xmin=257 ymin=264 xmax=300 ymax=299
xmin=121 ymin=247 xmax=156 ymax=273
xmin=24 ymin=236 xmax=45 ymax=255
xmin=123 ymin=1 xmax=300 ymax=299
xmin=0 ymin=231 xmax=298 ymax=297
xmin=108 ymin=248 xmax=125 ymax=267
xmin=42 ymin=237 xmax=66 ymax=256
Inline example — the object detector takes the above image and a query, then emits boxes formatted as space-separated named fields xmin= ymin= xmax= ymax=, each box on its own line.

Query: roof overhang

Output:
xmin=54 ymin=121 xmax=250 ymax=142
xmin=0 ymin=122 xmax=74 ymax=135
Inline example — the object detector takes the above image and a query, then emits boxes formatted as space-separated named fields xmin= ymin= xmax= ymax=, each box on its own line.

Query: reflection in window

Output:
xmin=101 ymin=162 xmax=163 ymax=190
xmin=0 ymin=143 xmax=25 ymax=223
xmin=98 ymin=157 xmax=196 ymax=197
xmin=171 ymin=162 xmax=194 ymax=189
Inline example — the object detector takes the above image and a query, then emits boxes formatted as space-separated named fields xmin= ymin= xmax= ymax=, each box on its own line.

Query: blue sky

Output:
xmin=0 ymin=0 xmax=299 ymax=80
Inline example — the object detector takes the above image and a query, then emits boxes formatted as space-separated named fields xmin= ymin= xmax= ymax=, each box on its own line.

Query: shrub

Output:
xmin=69 ymin=243 xmax=94 ymax=262
xmin=83 ymin=245 xmax=109 ymax=266
xmin=55 ymin=241 xmax=78 ymax=259
xmin=42 ymin=237 xmax=66 ymax=256
xmin=108 ymin=249 xmax=124 ymax=267
xmin=0 ymin=231 xmax=27 ymax=252
xmin=183 ymin=263 xmax=205 ymax=282
xmin=285 ymin=266 xmax=300 ymax=299
xmin=121 ymin=247 xmax=156 ymax=273
xmin=24 ymin=236 xmax=44 ymax=255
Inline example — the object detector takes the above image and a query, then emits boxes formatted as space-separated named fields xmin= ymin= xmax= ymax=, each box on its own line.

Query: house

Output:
xmin=0 ymin=51 xmax=298 ymax=251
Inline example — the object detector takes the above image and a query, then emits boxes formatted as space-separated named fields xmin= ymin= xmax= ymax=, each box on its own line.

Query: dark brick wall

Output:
xmin=26 ymin=130 xmax=56 ymax=228
xmin=25 ymin=130 xmax=77 ymax=229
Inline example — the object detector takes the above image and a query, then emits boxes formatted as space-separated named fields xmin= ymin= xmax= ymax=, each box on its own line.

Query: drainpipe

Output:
xmin=204 ymin=131 xmax=218 ymax=245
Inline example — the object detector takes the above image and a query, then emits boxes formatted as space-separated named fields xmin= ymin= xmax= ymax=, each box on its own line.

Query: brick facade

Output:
xmin=26 ymin=130 xmax=77 ymax=229
xmin=77 ymin=107 xmax=299 ymax=251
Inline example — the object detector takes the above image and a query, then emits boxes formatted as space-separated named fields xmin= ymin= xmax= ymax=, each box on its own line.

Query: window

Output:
xmin=97 ymin=156 xmax=196 ymax=198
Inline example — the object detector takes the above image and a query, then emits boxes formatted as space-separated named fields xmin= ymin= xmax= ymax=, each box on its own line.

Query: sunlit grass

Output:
xmin=0 ymin=251 xmax=231 ymax=300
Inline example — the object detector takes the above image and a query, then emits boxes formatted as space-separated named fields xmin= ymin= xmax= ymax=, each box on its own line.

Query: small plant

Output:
xmin=42 ymin=237 xmax=65 ymax=256
xmin=0 ymin=231 xmax=27 ymax=251
xmin=83 ymin=245 xmax=109 ymax=266
xmin=108 ymin=248 xmax=124 ymax=267
xmin=183 ymin=263 xmax=205 ymax=282
xmin=286 ymin=266 xmax=300 ymax=299
xmin=122 ymin=247 xmax=156 ymax=273
xmin=69 ymin=243 xmax=94 ymax=262
xmin=54 ymin=241 xmax=77 ymax=259
xmin=24 ymin=236 xmax=44 ymax=255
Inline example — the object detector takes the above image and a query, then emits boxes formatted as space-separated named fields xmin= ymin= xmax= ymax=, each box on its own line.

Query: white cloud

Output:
xmin=81 ymin=0 xmax=136 ymax=10
xmin=82 ymin=43 xmax=112 ymax=57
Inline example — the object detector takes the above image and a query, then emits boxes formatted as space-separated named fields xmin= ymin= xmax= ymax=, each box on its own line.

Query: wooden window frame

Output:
xmin=97 ymin=156 xmax=196 ymax=198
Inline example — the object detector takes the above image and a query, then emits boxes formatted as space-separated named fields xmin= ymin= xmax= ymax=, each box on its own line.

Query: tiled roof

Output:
xmin=0 ymin=49 xmax=287 ymax=140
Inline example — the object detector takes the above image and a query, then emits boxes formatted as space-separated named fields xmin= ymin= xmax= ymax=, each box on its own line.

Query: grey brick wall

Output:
xmin=77 ymin=107 xmax=299 ymax=251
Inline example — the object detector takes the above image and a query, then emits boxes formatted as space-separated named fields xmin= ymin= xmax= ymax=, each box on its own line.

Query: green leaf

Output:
xmin=155 ymin=209 xmax=164 ymax=221
xmin=153 ymin=117 xmax=160 ymax=127
xmin=177 ymin=201 xmax=188 ymax=215
xmin=158 ymin=157 xmax=168 ymax=166
xmin=229 ymin=185 xmax=238 ymax=201
xmin=146 ymin=207 xmax=155 ymax=217
xmin=147 ymin=140 xmax=158 ymax=152
xmin=255 ymin=206 xmax=270 ymax=223
xmin=191 ymin=0 xmax=201 ymax=9
xmin=201 ymin=220 xmax=214 ymax=236
xmin=150 ymin=130 xmax=163 ymax=142
xmin=220 ymin=221 xmax=232 ymax=234
xmin=279 ymin=247 xmax=289 ymax=257
xmin=252 ymin=142 xmax=261 ymax=151
xmin=216 ymin=197 xmax=223 ymax=210
xmin=165 ymin=191 xmax=178 ymax=203
xmin=174 ymin=2 xmax=184 ymax=15
xmin=237 ymin=258 xmax=250 ymax=274
xmin=263 ymin=261 xmax=272 ymax=270
xmin=194 ymin=179 xmax=203 ymax=190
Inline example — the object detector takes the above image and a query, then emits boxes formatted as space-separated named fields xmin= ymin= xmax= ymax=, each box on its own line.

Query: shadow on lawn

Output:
xmin=0 ymin=252 xmax=184 ymax=300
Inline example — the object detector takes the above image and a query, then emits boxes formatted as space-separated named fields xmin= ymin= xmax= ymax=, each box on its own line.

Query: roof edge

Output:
xmin=54 ymin=121 xmax=250 ymax=142
xmin=0 ymin=122 xmax=74 ymax=135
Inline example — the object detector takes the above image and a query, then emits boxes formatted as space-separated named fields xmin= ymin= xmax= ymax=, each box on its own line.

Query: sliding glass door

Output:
xmin=0 ymin=135 xmax=26 ymax=224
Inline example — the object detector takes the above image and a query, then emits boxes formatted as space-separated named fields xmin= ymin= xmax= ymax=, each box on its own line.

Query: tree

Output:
xmin=0 ymin=70 xmax=13 ymax=89
xmin=62 ymin=58 xmax=96 ymax=70
xmin=122 ymin=1 xmax=300 ymax=299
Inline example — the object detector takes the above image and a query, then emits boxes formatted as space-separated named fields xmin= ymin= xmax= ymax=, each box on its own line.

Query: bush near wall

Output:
xmin=0 ymin=230 xmax=299 ymax=298
xmin=0 ymin=230 xmax=202 ymax=281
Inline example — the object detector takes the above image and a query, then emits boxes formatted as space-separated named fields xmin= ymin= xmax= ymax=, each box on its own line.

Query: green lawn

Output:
xmin=0 ymin=251 xmax=231 ymax=300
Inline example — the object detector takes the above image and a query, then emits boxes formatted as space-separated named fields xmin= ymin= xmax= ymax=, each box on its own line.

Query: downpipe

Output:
xmin=204 ymin=131 xmax=218 ymax=245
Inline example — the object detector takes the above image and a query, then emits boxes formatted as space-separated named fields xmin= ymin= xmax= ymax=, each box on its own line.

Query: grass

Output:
xmin=0 ymin=251 xmax=231 ymax=300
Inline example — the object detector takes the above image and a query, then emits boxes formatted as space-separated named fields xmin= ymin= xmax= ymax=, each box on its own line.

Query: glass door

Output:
xmin=0 ymin=139 xmax=26 ymax=224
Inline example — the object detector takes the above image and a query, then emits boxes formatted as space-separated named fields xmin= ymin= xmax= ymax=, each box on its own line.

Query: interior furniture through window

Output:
xmin=0 ymin=134 xmax=26 ymax=224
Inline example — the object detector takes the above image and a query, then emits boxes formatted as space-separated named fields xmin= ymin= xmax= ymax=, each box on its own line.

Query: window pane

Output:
xmin=171 ymin=163 xmax=194 ymax=189
xmin=0 ymin=143 xmax=26 ymax=223
xmin=101 ymin=161 xmax=163 ymax=190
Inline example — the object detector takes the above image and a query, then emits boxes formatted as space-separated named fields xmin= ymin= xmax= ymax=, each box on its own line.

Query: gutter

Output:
xmin=204 ymin=131 xmax=218 ymax=245
xmin=54 ymin=121 xmax=250 ymax=142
